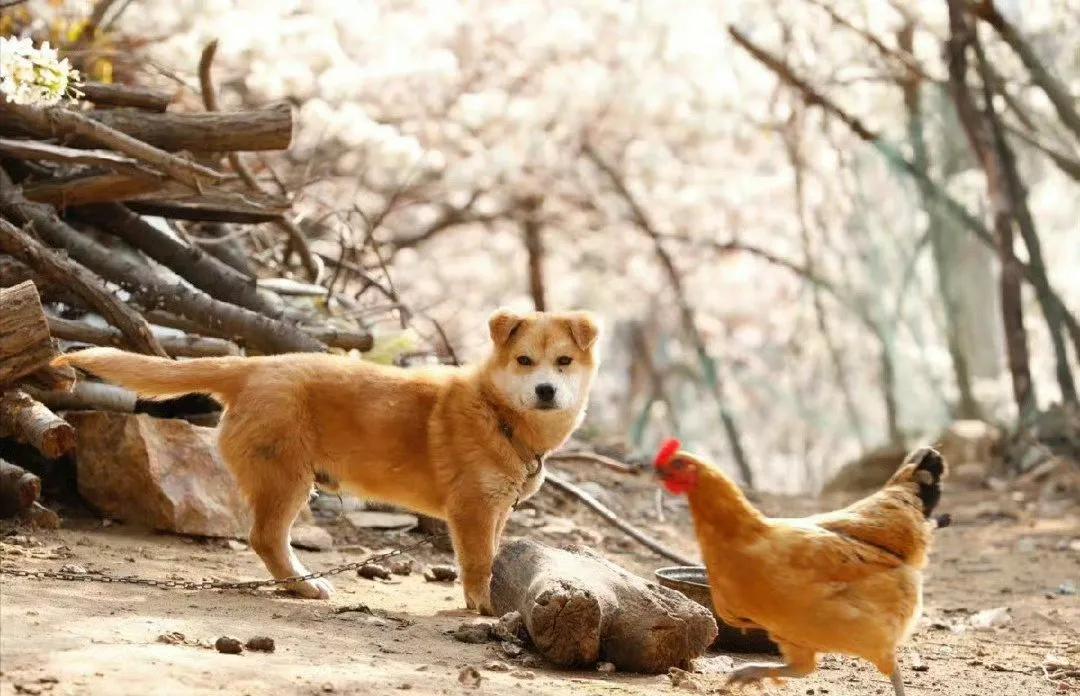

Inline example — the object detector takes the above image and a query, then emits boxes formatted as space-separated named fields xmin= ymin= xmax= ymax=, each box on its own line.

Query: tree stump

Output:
xmin=490 ymin=539 xmax=717 ymax=673
xmin=0 ymin=281 xmax=56 ymax=385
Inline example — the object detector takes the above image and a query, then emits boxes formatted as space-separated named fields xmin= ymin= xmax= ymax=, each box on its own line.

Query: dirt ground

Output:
xmin=1 ymin=459 xmax=1078 ymax=696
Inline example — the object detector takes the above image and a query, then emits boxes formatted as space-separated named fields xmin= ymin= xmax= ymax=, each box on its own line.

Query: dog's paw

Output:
xmin=289 ymin=577 xmax=333 ymax=599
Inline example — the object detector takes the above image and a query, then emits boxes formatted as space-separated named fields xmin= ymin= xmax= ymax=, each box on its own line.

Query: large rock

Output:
xmin=67 ymin=412 xmax=251 ymax=537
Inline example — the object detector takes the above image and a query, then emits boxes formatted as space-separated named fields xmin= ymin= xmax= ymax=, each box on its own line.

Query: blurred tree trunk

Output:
xmin=945 ymin=0 xmax=1037 ymax=417
xmin=898 ymin=22 xmax=980 ymax=419
xmin=520 ymin=195 xmax=547 ymax=311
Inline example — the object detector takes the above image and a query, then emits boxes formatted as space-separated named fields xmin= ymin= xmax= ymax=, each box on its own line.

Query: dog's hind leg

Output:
xmin=220 ymin=425 xmax=332 ymax=599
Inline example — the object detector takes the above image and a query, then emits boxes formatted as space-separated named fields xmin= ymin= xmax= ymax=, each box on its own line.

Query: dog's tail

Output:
xmin=52 ymin=348 xmax=252 ymax=404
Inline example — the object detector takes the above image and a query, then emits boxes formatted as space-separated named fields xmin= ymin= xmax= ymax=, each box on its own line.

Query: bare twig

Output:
xmin=583 ymin=142 xmax=754 ymax=486
xmin=545 ymin=470 xmax=697 ymax=566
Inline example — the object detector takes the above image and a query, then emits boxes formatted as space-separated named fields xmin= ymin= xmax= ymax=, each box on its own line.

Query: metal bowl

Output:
xmin=655 ymin=566 xmax=778 ymax=654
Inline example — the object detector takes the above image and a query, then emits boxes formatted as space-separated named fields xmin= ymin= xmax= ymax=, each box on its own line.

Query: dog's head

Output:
xmin=485 ymin=309 xmax=601 ymax=413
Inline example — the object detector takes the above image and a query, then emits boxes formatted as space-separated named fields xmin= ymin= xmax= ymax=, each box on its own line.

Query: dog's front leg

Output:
xmin=447 ymin=501 xmax=506 ymax=616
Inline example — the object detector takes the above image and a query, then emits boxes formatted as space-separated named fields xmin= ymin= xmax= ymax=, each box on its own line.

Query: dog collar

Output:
xmin=499 ymin=420 xmax=545 ymax=510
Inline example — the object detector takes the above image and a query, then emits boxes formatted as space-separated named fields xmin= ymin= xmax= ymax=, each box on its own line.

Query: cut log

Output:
xmin=0 ymin=389 xmax=76 ymax=458
xmin=489 ymin=539 xmax=717 ymax=673
xmin=48 ymin=316 xmax=241 ymax=358
xmin=79 ymin=82 xmax=175 ymax=112
xmin=0 ymin=101 xmax=294 ymax=152
xmin=0 ymin=457 xmax=41 ymax=518
xmin=0 ymin=280 xmax=57 ymax=385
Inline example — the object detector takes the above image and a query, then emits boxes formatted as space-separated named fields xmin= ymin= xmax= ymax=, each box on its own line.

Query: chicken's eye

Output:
xmin=516 ymin=356 xmax=534 ymax=366
xmin=556 ymin=356 xmax=572 ymax=367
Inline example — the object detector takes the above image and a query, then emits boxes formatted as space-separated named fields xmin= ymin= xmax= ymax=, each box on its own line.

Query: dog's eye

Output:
xmin=556 ymin=356 xmax=572 ymax=367
xmin=516 ymin=356 xmax=534 ymax=366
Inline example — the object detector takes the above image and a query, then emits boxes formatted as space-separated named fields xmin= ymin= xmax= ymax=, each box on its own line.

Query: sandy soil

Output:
xmin=1 ymin=461 xmax=1078 ymax=696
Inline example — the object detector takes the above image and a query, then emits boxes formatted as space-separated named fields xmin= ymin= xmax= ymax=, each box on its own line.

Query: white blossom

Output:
xmin=0 ymin=37 xmax=82 ymax=107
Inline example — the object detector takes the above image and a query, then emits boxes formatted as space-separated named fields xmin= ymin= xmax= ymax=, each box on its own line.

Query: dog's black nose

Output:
xmin=535 ymin=384 xmax=556 ymax=402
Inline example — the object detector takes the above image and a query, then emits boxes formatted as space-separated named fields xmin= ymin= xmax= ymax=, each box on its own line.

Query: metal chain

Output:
xmin=0 ymin=534 xmax=442 ymax=592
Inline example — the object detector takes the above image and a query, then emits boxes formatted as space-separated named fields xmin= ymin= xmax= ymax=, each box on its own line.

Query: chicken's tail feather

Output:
xmin=886 ymin=447 xmax=947 ymax=518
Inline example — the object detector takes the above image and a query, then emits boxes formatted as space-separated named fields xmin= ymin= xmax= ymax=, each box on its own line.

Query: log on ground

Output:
xmin=0 ymin=457 xmax=41 ymax=518
xmin=0 ymin=389 xmax=76 ymax=458
xmin=0 ymin=280 xmax=57 ymax=385
xmin=489 ymin=538 xmax=717 ymax=673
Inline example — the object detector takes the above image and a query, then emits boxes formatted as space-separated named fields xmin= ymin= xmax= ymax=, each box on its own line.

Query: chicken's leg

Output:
xmin=727 ymin=644 xmax=816 ymax=689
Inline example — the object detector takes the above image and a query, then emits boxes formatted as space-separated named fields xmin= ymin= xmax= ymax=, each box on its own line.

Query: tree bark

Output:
xmin=0 ymin=389 xmax=76 ymax=458
xmin=945 ymin=2 xmax=1037 ymax=417
xmin=0 ymin=101 xmax=294 ymax=152
xmin=0 ymin=281 xmax=56 ymax=385
xmin=489 ymin=539 xmax=717 ymax=673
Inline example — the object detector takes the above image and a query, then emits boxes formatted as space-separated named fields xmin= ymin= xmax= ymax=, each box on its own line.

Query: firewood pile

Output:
xmin=0 ymin=60 xmax=400 ymax=528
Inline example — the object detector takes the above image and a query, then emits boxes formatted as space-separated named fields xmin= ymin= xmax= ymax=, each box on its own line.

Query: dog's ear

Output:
xmin=489 ymin=309 xmax=525 ymax=346
xmin=565 ymin=311 xmax=601 ymax=351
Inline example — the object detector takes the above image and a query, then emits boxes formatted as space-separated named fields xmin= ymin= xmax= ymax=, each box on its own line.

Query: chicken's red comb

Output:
xmin=654 ymin=438 xmax=682 ymax=469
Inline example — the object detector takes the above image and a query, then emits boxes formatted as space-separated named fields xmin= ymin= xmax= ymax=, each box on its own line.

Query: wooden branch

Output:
xmin=74 ymin=203 xmax=284 ymax=318
xmin=0 ymin=138 xmax=155 ymax=175
xmin=42 ymin=107 xmax=227 ymax=190
xmin=1 ymin=193 xmax=326 ymax=354
xmin=547 ymin=450 xmax=635 ymax=474
xmin=490 ymin=539 xmax=717 ymax=672
xmin=0 ymin=101 xmax=294 ymax=152
xmin=0 ymin=255 xmax=83 ymax=307
xmin=48 ymin=315 xmax=241 ymax=357
xmin=974 ymin=1 xmax=1080 ymax=142
xmin=21 ymin=172 xmax=166 ymax=207
xmin=0 ymin=281 xmax=56 ymax=385
xmin=0 ymin=217 xmax=167 ymax=357
xmin=80 ymin=82 xmax=174 ymax=112
xmin=0 ymin=458 xmax=41 ymax=518
xmin=0 ymin=389 xmax=75 ymax=458
xmin=144 ymin=309 xmax=371 ymax=353
xmin=545 ymin=470 xmax=697 ymax=566
xmin=26 ymin=381 xmax=136 ymax=413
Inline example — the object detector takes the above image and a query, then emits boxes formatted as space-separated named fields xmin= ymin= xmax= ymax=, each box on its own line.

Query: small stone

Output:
xmin=1043 ymin=654 xmax=1071 ymax=671
xmin=357 ymin=564 xmax=391 ymax=580
xmin=458 ymin=666 xmax=482 ymax=689
xmin=59 ymin=564 xmax=87 ymax=575
xmin=970 ymin=607 xmax=1011 ymax=630
xmin=423 ymin=565 xmax=457 ymax=582
xmin=452 ymin=622 xmax=493 ymax=644
xmin=245 ymin=636 xmax=275 ymax=652
xmin=320 ymin=683 xmax=335 ymax=693
xmin=493 ymin=611 xmax=526 ymax=643
xmin=345 ymin=511 xmax=419 ymax=530
xmin=214 ymin=636 xmax=243 ymax=654
xmin=156 ymin=631 xmax=186 ymax=645
xmin=500 ymin=641 xmax=524 ymax=657
xmin=13 ymin=683 xmax=41 ymax=695
xmin=389 ymin=559 xmax=414 ymax=576
xmin=910 ymin=654 xmax=929 ymax=672
xmin=397 ymin=684 xmax=412 ymax=690
xmin=596 ymin=662 xmax=616 ymax=674
xmin=1057 ymin=581 xmax=1076 ymax=596
xmin=290 ymin=525 xmax=333 ymax=551
xmin=519 ymin=655 xmax=543 ymax=669
xmin=484 ymin=660 xmax=511 ymax=672
xmin=1015 ymin=538 xmax=1037 ymax=553
xmin=510 ymin=670 xmax=535 ymax=680
xmin=667 ymin=667 xmax=701 ymax=691
xmin=225 ymin=539 xmax=248 ymax=551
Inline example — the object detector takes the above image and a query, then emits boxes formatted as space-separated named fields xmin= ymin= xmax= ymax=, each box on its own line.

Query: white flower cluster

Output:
xmin=0 ymin=37 xmax=82 ymax=107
